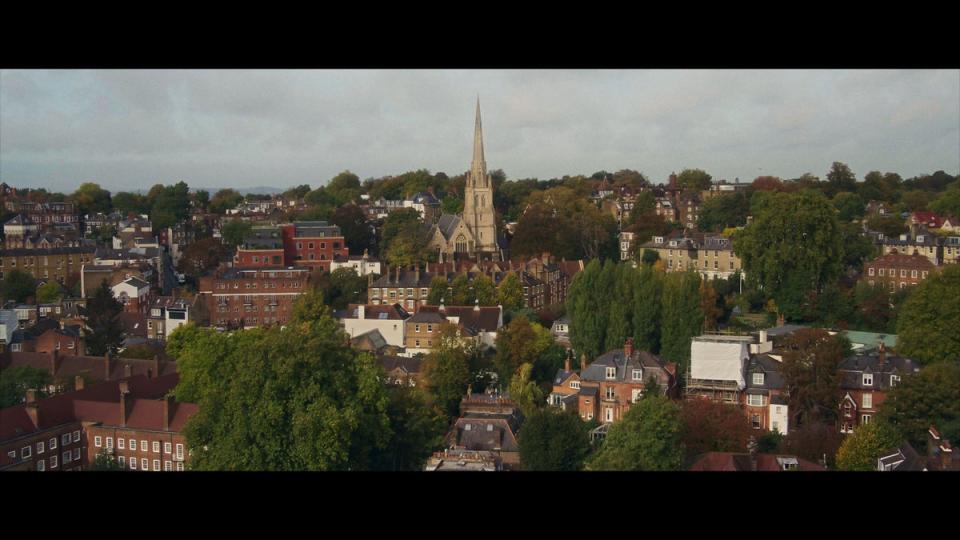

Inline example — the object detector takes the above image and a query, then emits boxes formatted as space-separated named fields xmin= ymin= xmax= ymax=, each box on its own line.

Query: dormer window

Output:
xmin=605 ymin=367 xmax=616 ymax=380
xmin=570 ymin=381 xmax=580 ymax=390
xmin=632 ymin=369 xmax=642 ymax=381
xmin=752 ymin=372 xmax=764 ymax=386
xmin=863 ymin=373 xmax=873 ymax=386
xmin=890 ymin=375 xmax=900 ymax=387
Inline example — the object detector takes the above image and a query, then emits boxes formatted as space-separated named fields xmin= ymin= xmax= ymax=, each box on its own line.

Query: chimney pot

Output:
xmin=74 ymin=375 xmax=84 ymax=391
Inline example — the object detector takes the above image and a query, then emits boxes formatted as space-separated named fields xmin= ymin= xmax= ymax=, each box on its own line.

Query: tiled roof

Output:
xmin=378 ymin=355 xmax=423 ymax=375
xmin=1 ymin=352 xmax=177 ymax=383
xmin=419 ymin=305 xmax=501 ymax=333
xmin=866 ymin=251 xmax=936 ymax=270
xmin=687 ymin=452 xmax=825 ymax=471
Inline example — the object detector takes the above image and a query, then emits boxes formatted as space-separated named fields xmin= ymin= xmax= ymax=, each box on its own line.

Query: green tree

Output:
xmin=371 ymin=386 xmax=447 ymax=470
xmin=112 ymin=191 xmax=149 ymax=215
xmin=878 ymin=362 xmax=960 ymax=448
xmin=36 ymin=281 xmax=64 ymax=304
xmin=81 ymin=281 xmax=124 ymax=356
xmin=0 ymin=365 xmax=53 ymax=408
xmin=326 ymin=171 xmax=362 ymax=206
xmin=734 ymin=190 xmax=844 ymax=321
xmin=779 ymin=328 xmax=844 ymax=424
xmin=604 ymin=264 xmax=634 ymax=351
xmin=825 ymin=161 xmax=857 ymax=197
xmin=779 ymin=421 xmax=844 ymax=469
xmin=149 ymin=181 xmax=191 ymax=230
xmin=586 ymin=396 xmax=683 ymax=471
xmin=71 ymin=182 xmax=113 ymax=215
xmin=676 ymin=168 xmax=713 ymax=191
xmin=448 ymin=274 xmax=472 ymax=306
xmin=493 ymin=315 xmax=557 ymax=388
xmin=866 ymin=215 xmax=908 ymax=237
xmin=508 ymin=363 xmax=544 ymax=418
xmin=835 ymin=420 xmax=901 ymax=471
xmin=697 ymin=191 xmax=750 ymax=231
xmin=472 ymin=274 xmax=498 ymax=306
xmin=660 ymin=271 xmax=703 ymax=370
xmin=330 ymin=204 xmax=372 ymax=255
xmin=209 ymin=188 xmax=244 ymax=214
xmin=172 ymin=309 xmax=391 ymax=470
xmin=928 ymin=180 xmax=960 ymax=219
xmin=896 ymin=265 xmax=960 ymax=365
xmin=519 ymin=408 xmax=591 ymax=471
xmin=193 ymin=189 xmax=210 ymax=211
xmin=282 ymin=184 xmax=312 ymax=200
xmin=421 ymin=326 xmax=473 ymax=418
xmin=90 ymin=450 xmax=123 ymax=471
xmin=426 ymin=276 xmax=450 ymax=305
xmin=1 ymin=269 xmax=37 ymax=303
xmin=497 ymin=272 xmax=525 ymax=312
xmin=176 ymin=237 xmax=230 ymax=276
xmin=220 ymin=220 xmax=253 ymax=248
xmin=380 ymin=208 xmax=426 ymax=263
xmin=833 ymin=192 xmax=866 ymax=222
xmin=567 ymin=259 xmax=610 ymax=360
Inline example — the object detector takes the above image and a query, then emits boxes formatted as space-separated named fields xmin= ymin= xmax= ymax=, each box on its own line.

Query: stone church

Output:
xmin=426 ymin=100 xmax=504 ymax=261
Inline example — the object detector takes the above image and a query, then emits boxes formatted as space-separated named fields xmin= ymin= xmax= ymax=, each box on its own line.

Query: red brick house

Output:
xmin=197 ymin=266 xmax=310 ymax=329
xmin=863 ymin=250 xmax=936 ymax=290
xmin=837 ymin=344 xmax=921 ymax=434
xmin=0 ymin=373 xmax=194 ymax=472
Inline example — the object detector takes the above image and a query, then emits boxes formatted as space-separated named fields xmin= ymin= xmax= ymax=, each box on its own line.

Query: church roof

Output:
xmin=436 ymin=214 xmax=463 ymax=241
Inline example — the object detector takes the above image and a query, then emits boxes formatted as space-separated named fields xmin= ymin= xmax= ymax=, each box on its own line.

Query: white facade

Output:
xmin=769 ymin=402 xmax=789 ymax=435
xmin=0 ymin=309 xmax=18 ymax=344
xmin=341 ymin=305 xmax=406 ymax=348
xmin=112 ymin=279 xmax=150 ymax=308
xmin=690 ymin=337 xmax=750 ymax=390
xmin=330 ymin=258 xmax=382 ymax=276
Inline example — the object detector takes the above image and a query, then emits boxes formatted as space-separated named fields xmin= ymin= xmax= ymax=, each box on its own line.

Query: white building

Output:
xmin=330 ymin=252 xmax=381 ymax=276
xmin=111 ymin=277 xmax=151 ymax=311
xmin=339 ymin=303 xmax=409 ymax=348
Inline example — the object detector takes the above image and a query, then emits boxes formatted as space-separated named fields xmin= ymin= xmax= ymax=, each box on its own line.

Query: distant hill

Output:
xmin=188 ymin=186 xmax=285 ymax=196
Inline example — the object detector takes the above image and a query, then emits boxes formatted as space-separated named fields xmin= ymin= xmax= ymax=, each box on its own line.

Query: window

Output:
xmin=891 ymin=375 xmax=900 ymax=387
xmin=911 ymin=270 xmax=917 ymax=278
xmin=862 ymin=373 xmax=873 ymax=386
xmin=37 ymin=441 xmax=44 ymax=454
xmin=900 ymin=269 xmax=907 ymax=278
xmin=632 ymin=389 xmax=643 ymax=402
xmin=415 ymin=324 xmax=420 ymax=332
xmin=62 ymin=451 xmax=70 ymax=463
xmin=130 ymin=439 xmax=136 ymax=450
xmin=752 ymin=372 xmax=765 ymax=385
xmin=862 ymin=414 xmax=872 ymax=425
xmin=164 ymin=461 xmax=172 ymax=471
xmin=843 ymin=402 xmax=852 ymax=417
xmin=49 ymin=437 xmax=57 ymax=450
xmin=37 ymin=459 xmax=45 ymax=471
xmin=427 ymin=324 xmax=432 ymax=333
xmin=176 ymin=444 xmax=184 ymax=460
xmin=176 ymin=462 xmax=184 ymax=471
xmin=130 ymin=458 xmax=137 ymax=470
xmin=118 ymin=438 xmax=124 ymax=450
xmin=153 ymin=441 xmax=160 ymax=453
xmin=748 ymin=394 xmax=765 ymax=407
xmin=118 ymin=456 xmax=125 ymax=466
xmin=862 ymin=393 xmax=873 ymax=409
xmin=141 ymin=458 xmax=148 ymax=470
xmin=605 ymin=367 xmax=616 ymax=380
xmin=752 ymin=414 xmax=762 ymax=429
xmin=74 ymin=448 xmax=79 ymax=461
xmin=62 ymin=433 xmax=70 ymax=446
xmin=21 ymin=446 xmax=31 ymax=459
xmin=879 ymin=268 xmax=884 ymax=276
xmin=153 ymin=459 xmax=160 ymax=471
xmin=605 ymin=408 xmax=614 ymax=423
xmin=868 ymin=267 xmax=875 ymax=276
xmin=632 ymin=369 xmax=642 ymax=381
xmin=141 ymin=440 xmax=148 ymax=452
xmin=50 ymin=455 xmax=58 ymax=469
xmin=165 ymin=442 xmax=171 ymax=454
xmin=570 ymin=380 xmax=580 ymax=390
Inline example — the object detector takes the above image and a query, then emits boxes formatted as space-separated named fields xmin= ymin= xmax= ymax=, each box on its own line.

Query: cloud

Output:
xmin=1 ymin=69 xmax=957 ymax=194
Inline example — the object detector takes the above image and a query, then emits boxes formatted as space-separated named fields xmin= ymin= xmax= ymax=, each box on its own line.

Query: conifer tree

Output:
xmin=632 ymin=265 xmax=664 ymax=353
xmin=660 ymin=271 xmax=703 ymax=372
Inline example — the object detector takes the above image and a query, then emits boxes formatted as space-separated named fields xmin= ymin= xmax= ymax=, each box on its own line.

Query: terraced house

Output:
xmin=640 ymin=231 xmax=743 ymax=279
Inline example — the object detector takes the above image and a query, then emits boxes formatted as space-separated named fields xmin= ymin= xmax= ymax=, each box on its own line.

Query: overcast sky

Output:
xmin=1 ymin=69 xmax=958 ymax=194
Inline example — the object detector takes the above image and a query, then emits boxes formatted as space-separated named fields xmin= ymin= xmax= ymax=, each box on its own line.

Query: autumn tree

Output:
xmin=177 ymin=237 xmax=230 ymax=276
xmin=507 ymin=363 xmax=544 ymax=418
xmin=778 ymin=422 xmax=844 ymax=469
xmin=325 ymin=171 xmax=363 ymax=206
xmin=497 ymin=272 xmax=525 ymax=312
xmin=680 ymin=398 xmax=752 ymax=457
xmin=494 ymin=315 xmax=560 ymax=389
xmin=896 ymin=265 xmax=960 ymax=365
xmin=70 ymin=182 xmax=112 ymax=215
xmin=676 ymin=168 xmax=713 ymax=191
xmin=779 ymin=328 xmax=845 ymax=425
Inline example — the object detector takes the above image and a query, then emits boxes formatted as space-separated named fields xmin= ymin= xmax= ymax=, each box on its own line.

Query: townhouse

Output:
xmin=837 ymin=343 xmax=921 ymax=434
xmin=197 ymin=267 xmax=310 ymax=329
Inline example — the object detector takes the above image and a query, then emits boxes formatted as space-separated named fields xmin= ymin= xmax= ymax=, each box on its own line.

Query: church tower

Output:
xmin=462 ymin=98 xmax=498 ymax=255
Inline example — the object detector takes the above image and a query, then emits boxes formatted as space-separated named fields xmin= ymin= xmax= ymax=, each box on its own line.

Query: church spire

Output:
xmin=471 ymin=97 xmax=486 ymax=186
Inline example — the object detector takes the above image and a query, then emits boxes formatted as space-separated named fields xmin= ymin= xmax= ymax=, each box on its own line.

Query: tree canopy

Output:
xmin=81 ymin=281 xmax=124 ymax=356
xmin=518 ymin=408 xmax=591 ymax=471
xmin=586 ymin=396 xmax=683 ymax=471
xmin=835 ymin=420 xmax=901 ymax=471
xmin=896 ymin=265 xmax=960 ymax=365
xmin=878 ymin=362 xmax=960 ymax=448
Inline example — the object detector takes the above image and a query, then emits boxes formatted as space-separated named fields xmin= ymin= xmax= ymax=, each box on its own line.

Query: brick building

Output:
xmin=233 ymin=225 xmax=285 ymax=268
xmin=197 ymin=267 xmax=310 ymax=329
xmin=443 ymin=392 xmax=523 ymax=470
xmin=837 ymin=343 xmax=920 ymax=434
xmin=368 ymin=266 xmax=434 ymax=313
xmin=0 ymin=246 xmax=96 ymax=284
xmin=0 ymin=373 xmax=194 ymax=472
xmin=2 ymin=201 xmax=79 ymax=233
xmin=284 ymin=221 xmax=350 ymax=271
xmin=1 ymin=350 xmax=177 ymax=392
xmin=863 ymin=250 xmax=936 ymax=290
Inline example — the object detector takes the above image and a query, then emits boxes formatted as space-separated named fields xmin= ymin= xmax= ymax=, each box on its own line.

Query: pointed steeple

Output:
xmin=470 ymin=97 xmax=486 ymax=187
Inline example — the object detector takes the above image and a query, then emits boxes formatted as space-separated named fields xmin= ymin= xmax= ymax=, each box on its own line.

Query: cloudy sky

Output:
xmin=1 ymin=69 xmax=958 ymax=193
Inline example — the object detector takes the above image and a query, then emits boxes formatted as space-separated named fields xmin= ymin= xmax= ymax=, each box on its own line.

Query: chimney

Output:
xmin=396 ymin=265 xmax=401 ymax=283
xmin=564 ymin=351 xmax=572 ymax=373
xmin=104 ymin=353 xmax=112 ymax=379
xmin=415 ymin=263 xmax=420 ymax=283
xmin=74 ymin=375 xmax=84 ymax=391
xmin=358 ymin=304 xmax=365 ymax=319
xmin=759 ymin=329 xmax=768 ymax=344
xmin=163 ymin=394 xmax=174 ymax=431
xmin=580 ymin=353 xmax=588 ymax=371
xmin=153 ymin=355 xmax=161 ymax=376
xmin=119 ymin=382 xmax=130 ymax=427
xmin=25 ymin=390 xmax=40 ymax=428
xmin=877 ymin=341 xmax=887 ymax=371
xmin=624 ymin=338 xmax=634 ymax=358
xmin=474 ymin=298 xmax=480 ymax=312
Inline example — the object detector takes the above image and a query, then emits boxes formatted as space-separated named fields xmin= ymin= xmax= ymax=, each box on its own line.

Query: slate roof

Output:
xmin=745 ymin=354 xmax=786 ymax=391
xmin=409 ymin=191 xmax=439 ymax=205
xmin=293 ymin=221 xmax=342 ymax=238
xmin=407 ymin=311 xmax=448 ymax=324
xmin=687 ymin=452 xmax=825 ymax=471
xmin=418 ymin=305 xmax=501 ymax=333
xmin=0 ymin=246 xmax=96 ymax=257
xmin=878 ymin=442 xmax=925 ymax=471
xmin=353 ymin=328 xmax=387 ymax=350
xmin=370 ymin=270 xmax=434 ymax=288
xmin=436 ymin=214 xmax=462 ymax=241
xmin=838 ymin=351 xmax=921 ymax=390
xmin=1 ymin=352 xmax=177 ymax=383
xmin=580 ymin=347 xmax=673 ymax=392
xmin=4 ymin=214 xmax=34 ymax=226
xmin=119 ymin=276 xmax=150 ymax=290
xmin=342 ymin=303 xmax=409 ymax=320
xmin=378 ymin=355 xmax=423 ymax=375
